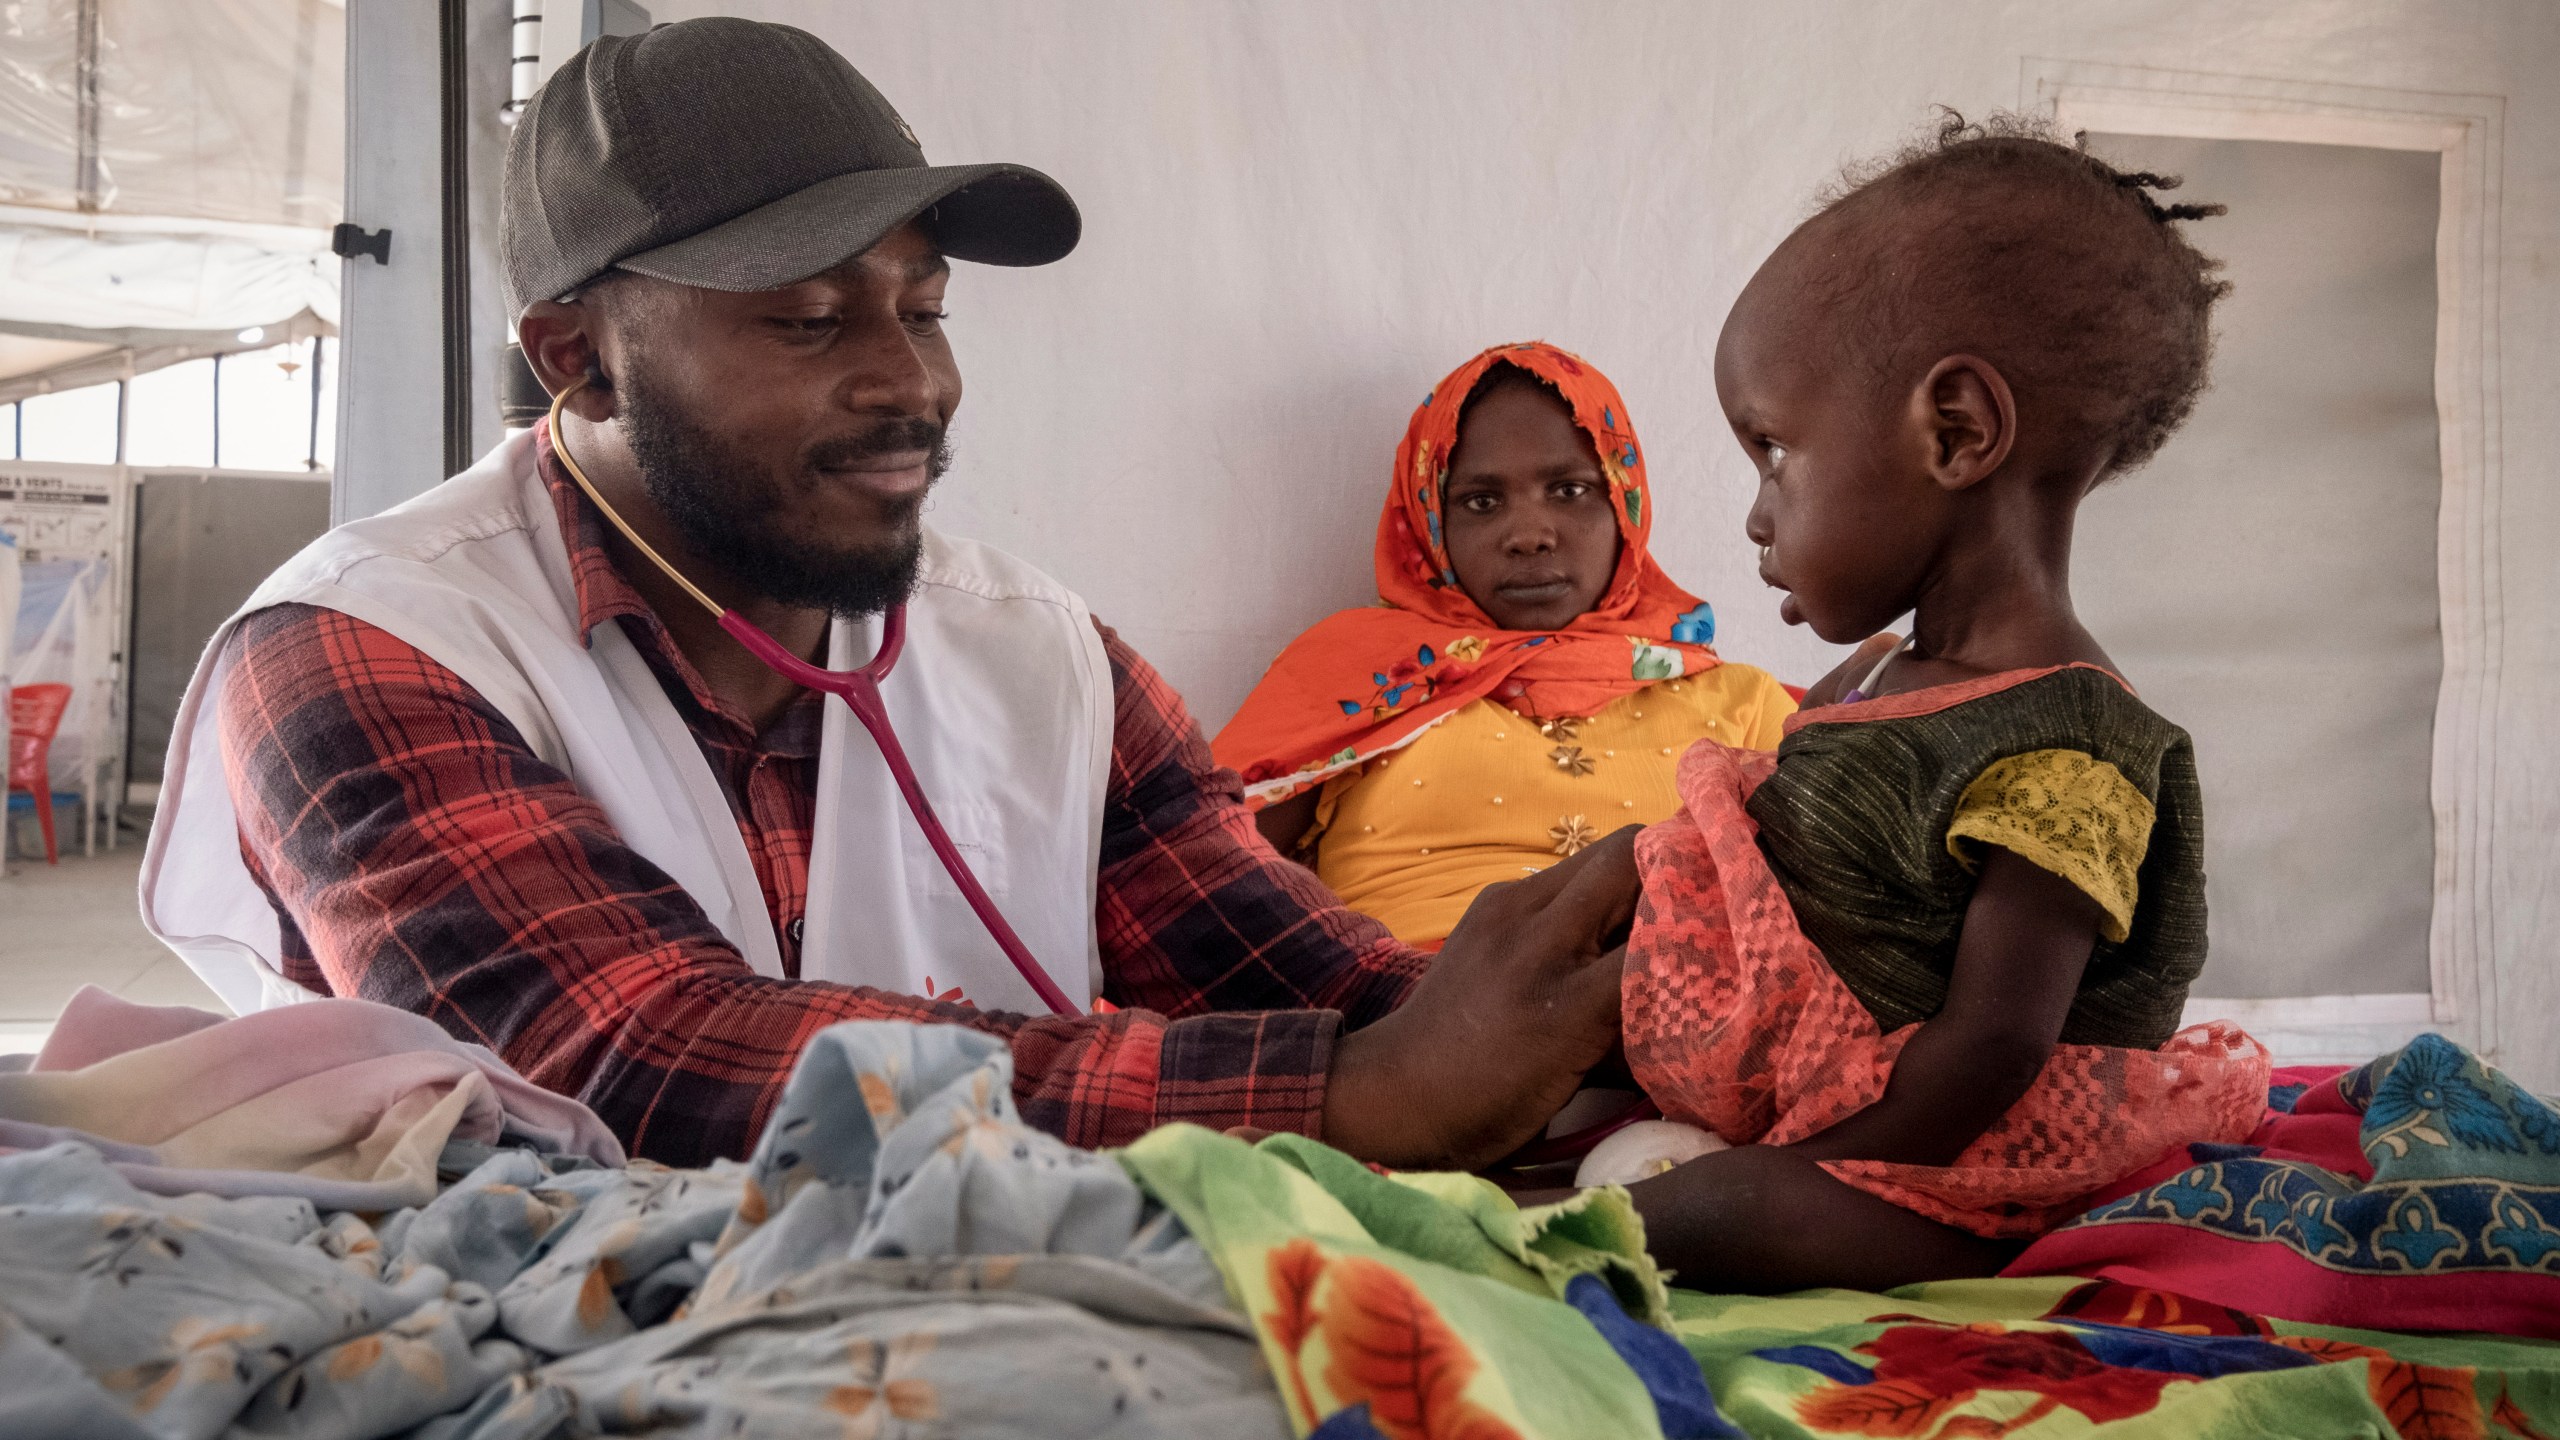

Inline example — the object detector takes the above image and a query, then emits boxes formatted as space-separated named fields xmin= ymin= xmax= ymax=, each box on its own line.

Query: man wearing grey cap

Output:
xmin=144 ymin=19 xmax=1634 ymax=1171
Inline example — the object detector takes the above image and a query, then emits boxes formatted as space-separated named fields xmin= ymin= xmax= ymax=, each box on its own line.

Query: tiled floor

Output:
xmin=0 ymin=842 xmax=223 ymax=1055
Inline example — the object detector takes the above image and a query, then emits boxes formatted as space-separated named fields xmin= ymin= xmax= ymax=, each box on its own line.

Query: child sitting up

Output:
xmin=1612 ymin=114 xmax=2271 ymax=1293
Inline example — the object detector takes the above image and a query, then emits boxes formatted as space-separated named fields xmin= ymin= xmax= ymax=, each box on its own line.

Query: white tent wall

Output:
xmin=632 ymin=0 xmax=2547 ymax=702
xmin=631 ymin=0 xmax=2559 ymax=1082
xmin=332 ymin=0 xmax=447 ymax=522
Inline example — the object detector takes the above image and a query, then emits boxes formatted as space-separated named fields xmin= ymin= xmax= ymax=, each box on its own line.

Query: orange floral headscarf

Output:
xmin=1214 ymin=341 xmax=1724 ymax=807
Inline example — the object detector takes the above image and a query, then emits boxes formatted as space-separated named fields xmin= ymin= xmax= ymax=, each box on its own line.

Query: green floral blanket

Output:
xmin=1126 ymin=1121 xmax=2560 ymax=1440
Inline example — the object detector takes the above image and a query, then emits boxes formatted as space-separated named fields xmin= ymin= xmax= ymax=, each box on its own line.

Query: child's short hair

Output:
xmin=1816 ymin=111 xmax=2232 ymax=480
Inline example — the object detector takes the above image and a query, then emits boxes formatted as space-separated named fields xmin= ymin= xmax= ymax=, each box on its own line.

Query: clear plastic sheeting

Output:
xmin=0 ymin=533 xmax=19 ymax=709
xmin=0 ymin=0 xmax=79 ymax=215
xmin=0 ymin=0 xmax=344 ymax=230
xmin=10 ymin=555 xmax=111 ymax=792
xmin=1 ymin=461 xmax=128 ymax=812
xmin=14 ymin=383 xmax=118 ymax=463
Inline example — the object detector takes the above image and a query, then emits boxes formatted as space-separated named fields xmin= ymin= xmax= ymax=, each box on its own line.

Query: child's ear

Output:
xmin=1911 ymin=354 xmax=2016 ymax=493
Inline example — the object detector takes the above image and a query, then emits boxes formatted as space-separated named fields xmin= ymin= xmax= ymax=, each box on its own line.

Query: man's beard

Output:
xmin=616 ymin=365 xmax=949 ymax=618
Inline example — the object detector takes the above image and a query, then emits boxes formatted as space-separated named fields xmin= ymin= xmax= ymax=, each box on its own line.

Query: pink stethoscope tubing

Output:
xmin=547 ymin=383 xmax=1080 ymax=1017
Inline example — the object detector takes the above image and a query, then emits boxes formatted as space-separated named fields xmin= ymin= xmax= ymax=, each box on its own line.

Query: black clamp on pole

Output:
xmin=331 ymin=222 xmax=393 ymax=265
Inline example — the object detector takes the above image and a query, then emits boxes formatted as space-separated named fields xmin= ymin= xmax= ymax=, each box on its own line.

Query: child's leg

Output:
xmin=1625 ymin=1145 xmax=2021 ymax=1293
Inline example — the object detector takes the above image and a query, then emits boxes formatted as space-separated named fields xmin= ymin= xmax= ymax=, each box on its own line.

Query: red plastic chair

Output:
xmin=7 ymin=683 xmax=73 ymax=865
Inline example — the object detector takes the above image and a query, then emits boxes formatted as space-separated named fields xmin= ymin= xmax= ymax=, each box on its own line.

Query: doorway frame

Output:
xmin=2022 ymin=60 xmax=2508 ymax=1070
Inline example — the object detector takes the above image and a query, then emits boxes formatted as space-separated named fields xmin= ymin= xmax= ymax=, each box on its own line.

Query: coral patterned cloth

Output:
xmin=1213 ymin=341 xmax=1732 ymax=807
xmin=1624 ymin=738 xmax=2270 ymax=1238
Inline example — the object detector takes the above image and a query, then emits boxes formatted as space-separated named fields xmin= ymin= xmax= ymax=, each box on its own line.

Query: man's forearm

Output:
xmin=513 ymin=960 xmax=1020 ymax=1165
xmin=1091 ymin=622 xmax=1429 ymax=1030
xmin=340 ymin=920 xmax=1340 ymax=1165
xmin=1012 ymin=1006 xmax=1340 ymax=1150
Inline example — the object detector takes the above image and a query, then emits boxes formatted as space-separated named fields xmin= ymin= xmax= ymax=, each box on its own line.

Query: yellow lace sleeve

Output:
xmin=1945 ymin=749 xmax=2156 ymax=943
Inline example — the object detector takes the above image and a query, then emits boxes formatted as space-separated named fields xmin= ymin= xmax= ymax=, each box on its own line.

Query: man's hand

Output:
xmin=1320 ymin=828 xmax=1640 ymax=1169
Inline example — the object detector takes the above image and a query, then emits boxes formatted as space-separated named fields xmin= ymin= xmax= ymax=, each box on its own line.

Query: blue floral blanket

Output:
xmin=0 ymin=1022 xmax=1291 ymax=1438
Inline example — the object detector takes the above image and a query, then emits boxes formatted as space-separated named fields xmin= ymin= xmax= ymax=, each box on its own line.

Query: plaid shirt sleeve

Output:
xmin=217 ymin=603 xmax=1424 ymax=1165
xmin=1072 ymin=622 xmax=1429 ymax=1140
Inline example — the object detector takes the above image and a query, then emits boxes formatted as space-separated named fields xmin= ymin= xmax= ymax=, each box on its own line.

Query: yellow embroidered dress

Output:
xmin=1305 ymin=666 xmax=1793 ymax=946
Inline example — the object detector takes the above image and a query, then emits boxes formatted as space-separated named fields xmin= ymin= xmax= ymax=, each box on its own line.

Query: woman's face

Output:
xmin=1441 ymin=377 xmax=1622 ymax=632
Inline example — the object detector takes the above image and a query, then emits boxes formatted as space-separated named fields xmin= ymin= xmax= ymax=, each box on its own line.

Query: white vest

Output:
xmin=141 ymin=429 xmax=1112 ymax=1017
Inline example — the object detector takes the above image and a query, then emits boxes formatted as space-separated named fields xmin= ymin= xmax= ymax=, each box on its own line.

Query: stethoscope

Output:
xmin=546 ymin=381 xmax=1081 ymax=1017
xmin=548 ymin=382 xmax=1653 ymax=1166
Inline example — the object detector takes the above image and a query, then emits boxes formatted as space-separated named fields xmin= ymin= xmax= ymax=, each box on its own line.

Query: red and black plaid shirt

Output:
xmin=215 ymin=428 xmax=1425 ymax=1165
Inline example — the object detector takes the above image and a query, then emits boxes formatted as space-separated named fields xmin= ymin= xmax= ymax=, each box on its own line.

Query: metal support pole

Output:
xmin=73 ymin=0 xmax=101 ymax=212
xmin=439 ymin=0 xmax=474 ymax=476
xmin=209 ymin=354 xmax=222 ymax=469
xmin=335 ymin=0 xmax=445 ymax=519
xmin=308 ymin=335 xmax=326 ymax=471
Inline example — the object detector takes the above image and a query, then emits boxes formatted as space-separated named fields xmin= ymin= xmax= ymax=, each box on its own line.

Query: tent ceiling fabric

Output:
xmin=0 ymin=0 xmax=345 ymax=402
xmin=0 ymin=307 xmax=330 ymax=406
xmin=0 ymin=221 xmax=338 ymax=332
xmin=0 ymin=0 xmax=343 ymax=229
xmin=0 ymin=333 xmax=113 ymax=386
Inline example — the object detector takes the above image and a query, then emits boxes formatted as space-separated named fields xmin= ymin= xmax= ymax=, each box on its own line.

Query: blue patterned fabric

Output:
xmin=2058 ymin=1035 xmax=2560 ymax=1282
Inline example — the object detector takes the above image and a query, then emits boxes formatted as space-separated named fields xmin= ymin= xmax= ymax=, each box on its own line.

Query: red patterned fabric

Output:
xmin=2008 ymin=1057 xmax=2560 ymax=1338
xmin=1623 ymin=738 xmax=2270 ymax=1238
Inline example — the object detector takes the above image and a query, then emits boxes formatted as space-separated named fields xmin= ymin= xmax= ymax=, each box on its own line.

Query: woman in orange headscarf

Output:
xmin=1215 ymin=342 xmax=1795 ymax=947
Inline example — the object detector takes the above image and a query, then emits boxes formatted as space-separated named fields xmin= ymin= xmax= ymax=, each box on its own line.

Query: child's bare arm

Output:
xmin=1786 ymin=848 xmax=2102 ymax=1167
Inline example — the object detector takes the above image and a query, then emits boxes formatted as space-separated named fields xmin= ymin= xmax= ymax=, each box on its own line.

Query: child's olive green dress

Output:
xmin=1749 ymin=663 xmax=2207 ymax=1049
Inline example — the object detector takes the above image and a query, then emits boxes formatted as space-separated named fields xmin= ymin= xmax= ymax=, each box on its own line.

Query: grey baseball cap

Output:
xmin=502 ymin=17 xmax=1079 ymax=316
